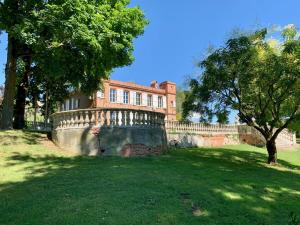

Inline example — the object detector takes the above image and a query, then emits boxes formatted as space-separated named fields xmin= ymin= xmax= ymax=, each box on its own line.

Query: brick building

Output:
xmin=60 ymin=80 xmax=177 ymax=121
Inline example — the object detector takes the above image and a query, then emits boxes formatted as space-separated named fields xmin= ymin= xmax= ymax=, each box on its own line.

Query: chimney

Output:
xmin=150 ymin=80 xmax=158 ymax=89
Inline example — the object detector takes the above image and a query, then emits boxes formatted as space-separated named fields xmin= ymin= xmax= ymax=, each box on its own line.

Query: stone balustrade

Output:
xmin=51 ymin=108 xmax=165 ymax=130
xmin=165 ymin=121 xmax=239 ymax=134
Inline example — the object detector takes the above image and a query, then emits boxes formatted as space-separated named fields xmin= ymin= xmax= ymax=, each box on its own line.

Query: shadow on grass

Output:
xmin=0 ymin=130 xmax=46 ymax=145
xmin=0 ymin=147 xmax=299 ymax=225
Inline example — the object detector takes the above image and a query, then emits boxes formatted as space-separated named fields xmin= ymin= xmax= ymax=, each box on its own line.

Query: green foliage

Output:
xmin=288 ymin=212 xmax=299 ymax=225
xmin=176 ymin=86 xmax=186 ymax=121
xmin=1 ymin=0 xmax=147 ymax=93
xmin=184 ymin=26 xmax=300 ymax=139
xmin=0 ymin=0 xmax=147 ymax=128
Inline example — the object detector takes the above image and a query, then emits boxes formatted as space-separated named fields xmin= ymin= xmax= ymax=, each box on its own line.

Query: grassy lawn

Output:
xmin=0 ymin=131 xmax=300 ymax=225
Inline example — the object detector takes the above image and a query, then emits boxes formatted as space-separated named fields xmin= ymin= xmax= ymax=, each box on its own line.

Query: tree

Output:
xmin=13 ymin=56 xmax=31 ymax=129
xmin=175 ymin=86 xmax=186 ymax=121
xmin=0 ymin=0 xmax=147 ymax=129
xmin=183 ymin=26 xmax=300 ymax=164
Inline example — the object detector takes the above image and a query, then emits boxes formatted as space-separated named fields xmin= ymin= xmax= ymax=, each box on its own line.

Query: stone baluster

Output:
xmin=132 ymin=111 xmax=136 ymax=126
xmin=62 ymin=114 xmax=67 ymax=128
xmin=125 ymin=110 xmax=129 ymax=126
xmin=79 ymin=111 xmax=84 ymax=127
xmin=110 ymin=110 xmax=114 ymax=126
xmin=65 ymin=114 xmax=69 ymax=128
xmin=90 ymin=110 xmax=96 ymax=126
xmin=100 ymin=110 xmax=104 ymax=126
xmin=69 ymin=112 xmax=74 ymax=127
xmin=121 ymin=110 xmax=126 ymax=126
xmin=94 ymin=110 xmax=99 ymax=126
xmin=103 ymin=110 xmax=108 ymax=126
xmin=138 ymin=111 xmax=142 ymax=125
xmin=84 ymin=111 xmax=90 ymax=127
xmin=127 ymin=110 xmax=131 ymax=126
xmin=144 ymin=112 xmax=148 ymax=125
xmin=116 ymin=110 xmax=120 ymax=126
xmin=74 ymin=111 xmax=79 ymax=127
xmin=135 ymin=111 xmax=139 ymax=126
xmin=149 ymin=112 xmax=153 ymax=126
xmin=141 ymin=112 xmax=145 ymax=126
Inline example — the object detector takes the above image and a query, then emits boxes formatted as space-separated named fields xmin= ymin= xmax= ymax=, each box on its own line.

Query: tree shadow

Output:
xmin=0 ymin=147 xmax=299 ymax=225
xmin=0 ymin=130 xmax=46 ymax=145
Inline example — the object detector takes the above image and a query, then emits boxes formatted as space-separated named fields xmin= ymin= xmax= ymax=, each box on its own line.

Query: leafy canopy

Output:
xmin=0 ymin=0 xmax=147 ymax=93
xmin=183 ymin=25 xmax=300 ymax=140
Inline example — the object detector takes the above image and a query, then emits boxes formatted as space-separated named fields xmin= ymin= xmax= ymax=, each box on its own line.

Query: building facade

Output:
xmin=60 ymin=80 xmax=177 ymax=121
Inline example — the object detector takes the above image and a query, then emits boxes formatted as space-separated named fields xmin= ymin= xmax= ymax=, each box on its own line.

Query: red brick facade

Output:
xmin=60 ymin=80 xmax=177 ymax=121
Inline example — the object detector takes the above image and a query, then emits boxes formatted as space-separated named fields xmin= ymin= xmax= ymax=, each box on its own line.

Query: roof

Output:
xmin=107 ymin=80 xmax=167 ymax=95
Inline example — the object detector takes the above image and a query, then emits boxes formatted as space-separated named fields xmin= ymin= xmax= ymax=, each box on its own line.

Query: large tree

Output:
xmin=0 ymin=0 xmax=147 ymax=129
xmin=183 ymin=26 xmax=300 ymax=164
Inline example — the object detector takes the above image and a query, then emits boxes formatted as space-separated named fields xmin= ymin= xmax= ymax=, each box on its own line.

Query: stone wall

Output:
xmin=52 ymin=110 xmax=297 ymax=156
xmin=99 ymin=126 xmax=167 ymax=156
xmin=165 ymin=122 xmax=296 ymax=149
xmin=52 ymin=127 xmax=100 ymax=155
xmin=167 ymin=132 xmax=240 ymax=148
xmin=51 ymin=108 xmax=167 ymax=156
xmin=52 ymin=126 xmax=167 ymax=156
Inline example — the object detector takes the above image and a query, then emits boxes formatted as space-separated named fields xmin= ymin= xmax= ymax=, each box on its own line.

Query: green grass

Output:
xmin=0 ymin=131 xmax=300 ymax=225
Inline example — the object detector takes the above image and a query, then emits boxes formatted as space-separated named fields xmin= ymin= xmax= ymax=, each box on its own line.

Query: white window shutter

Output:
xmin=142 ymin=93 xmax=147 ymax=106
xmin=163 ymin=96 xmax=167 ymax=109
xmin=117 ymin=89 xmax=123 ymax=103
xmin=153 ymin=95 xmax=158 ymax=108
xmin=130 ymin=91 xmax=136 ymax=105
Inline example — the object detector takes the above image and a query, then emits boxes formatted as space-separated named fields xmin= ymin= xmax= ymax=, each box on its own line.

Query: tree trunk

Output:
xmin=13 ymin=57 xmax=31 ymax=129
xmin=33 ymin=95 xmax=37 ymax=128
xmin=0 ymin=35 xmax=17 ymax=130
xmin=266 ymin=139 xmax=277 ymax=164
xmin=45 ymin=88 xmax=49 ymax=126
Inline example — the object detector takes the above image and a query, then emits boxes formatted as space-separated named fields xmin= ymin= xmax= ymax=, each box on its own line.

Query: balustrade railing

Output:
xmin=165 ymin=122 xmax=296 ymax=144
xmin=51 ymin=108 xmax=165 ymax=130
xmin=165 ymin=121 xmax=239 ymax=134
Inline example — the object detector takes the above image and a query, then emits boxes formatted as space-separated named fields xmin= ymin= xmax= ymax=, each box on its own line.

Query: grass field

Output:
xmin=0 ymin=131 xmax=299 ymax=225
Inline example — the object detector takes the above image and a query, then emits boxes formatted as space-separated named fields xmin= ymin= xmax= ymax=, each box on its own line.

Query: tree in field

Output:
xmin=183 ymin=26 xmax=300 ymax=164
xmin=175 ymin=86 xmax=187 ymax=121
xmin=0 ymin=0 xmax=147 ymax=129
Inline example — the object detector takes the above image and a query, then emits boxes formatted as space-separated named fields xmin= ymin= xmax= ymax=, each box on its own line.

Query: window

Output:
xmin=147 ymin=94 xmax=153 ymax=107
xmin=136 ymin=93 xmax=142 ymax=105
xmin=110 ymin=89 xmax=117 ymax=103
xmin=123 ymin=91 xmax=129 ymax=104
xmin=158 ymin=96 xmax=163 ymax=108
